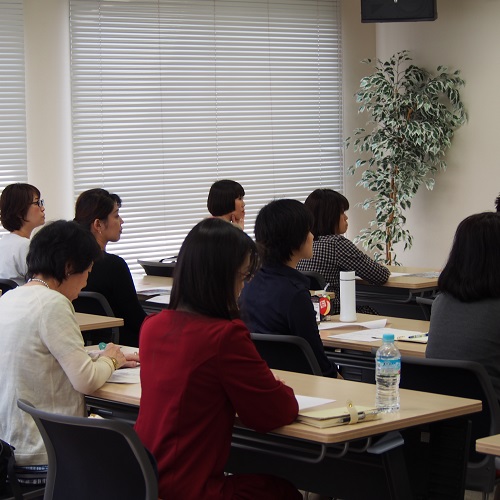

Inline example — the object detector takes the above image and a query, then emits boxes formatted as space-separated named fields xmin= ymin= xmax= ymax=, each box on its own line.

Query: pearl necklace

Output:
xmin=28 ymin=278 xmax=50 ymax=289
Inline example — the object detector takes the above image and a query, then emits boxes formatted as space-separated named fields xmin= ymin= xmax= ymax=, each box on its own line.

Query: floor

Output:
xmin=303 ymin=489 xmax=492 ymax=499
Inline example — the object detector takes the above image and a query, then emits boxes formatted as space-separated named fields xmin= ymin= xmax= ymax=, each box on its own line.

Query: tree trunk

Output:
xmin=385 ymin=167 xmax=399 ymax=265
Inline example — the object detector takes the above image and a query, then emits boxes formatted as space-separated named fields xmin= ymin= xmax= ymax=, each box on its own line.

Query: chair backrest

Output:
xmin=73 ymin=291 xmax=119 ymax=345
xmin=299 ymin=270 xmax=326 ymax=291
xmin=17 ymin=399 xmax=158 ymax=500
xmin=0 ymin=279 xmax=18 ymax=295
xmin=250 ymin=333 xmax=322 ymax=376
xmin=415 ymin=296 xmax=435 ymax=321
xmin=399 ymin=356 xmax=500 ymax=493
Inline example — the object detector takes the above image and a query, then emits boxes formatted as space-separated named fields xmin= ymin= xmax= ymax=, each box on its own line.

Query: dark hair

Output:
xmin=438 ymin=212 xmax=500 ymax=302
xmin=254 ymin=199 xmax=313 ymax=266
xmin=495 ymin=194 xmax=500 ymax=212
xmin=0 ymin=183 xmax=41 ymax=232
xmin=169 ymin=218 xmax=259 ymax=319
xmin=74 ymin=188 xmax=122 ymax=230
xmin=27 ymin=220 xmax=101 ymax=283
xmin=304 ymin=188 xmax=349 ymax=238
xmin=207 ymin=180 xmax=245 ymax=217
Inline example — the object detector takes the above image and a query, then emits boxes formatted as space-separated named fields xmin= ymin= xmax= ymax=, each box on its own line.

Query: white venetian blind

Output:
xmin=0 ymin=0 xmax=27 ymax=236
xmin=69 ymin=0 xmax=343 ymax=271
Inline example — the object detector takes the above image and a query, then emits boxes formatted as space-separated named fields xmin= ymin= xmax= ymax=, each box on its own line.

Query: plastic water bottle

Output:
xmin=375 ymin=333 xmax=401 ymax=412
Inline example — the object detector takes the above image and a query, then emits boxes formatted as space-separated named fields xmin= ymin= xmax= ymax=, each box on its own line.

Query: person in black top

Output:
xmin=239 ymin=198 xmax=340 ymax=378
xmin=74 ymin=188 xmax=146 ymax=347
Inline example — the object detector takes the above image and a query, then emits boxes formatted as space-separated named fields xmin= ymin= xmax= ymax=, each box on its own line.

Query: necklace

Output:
xmin=28 ymin=278 xmax=50 ymax=289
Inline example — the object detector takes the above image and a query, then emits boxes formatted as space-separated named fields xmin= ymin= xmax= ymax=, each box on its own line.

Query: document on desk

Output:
xmin=146 ymin=294 xmax=170 ymax=305
xmin=329 ymin=328 xmax=428 ymax=343
xmin=108 ymin=367 xmax=141 ymax=384
xmin=138 ymin=286 xmax=172 ymax=296
xmin=318 ymin=318 xmax=387 ymax=330
xmin=390 ymin=271 xmax=440 ymax=278
xmin=296 ymin=395 xmax=336 ymax=411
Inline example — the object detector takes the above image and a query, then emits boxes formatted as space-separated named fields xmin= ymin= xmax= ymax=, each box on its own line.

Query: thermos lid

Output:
xmin=340 ymin=271 xmax=355 ymax=280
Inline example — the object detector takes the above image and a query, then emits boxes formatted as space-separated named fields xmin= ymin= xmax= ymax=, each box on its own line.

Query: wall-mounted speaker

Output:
xmin=361 ymin=0 xmax=437 ymax=23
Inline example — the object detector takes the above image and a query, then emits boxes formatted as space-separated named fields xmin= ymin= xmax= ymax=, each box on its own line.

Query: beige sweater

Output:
xmin=0 ymin=286 xmax=114 ymax=465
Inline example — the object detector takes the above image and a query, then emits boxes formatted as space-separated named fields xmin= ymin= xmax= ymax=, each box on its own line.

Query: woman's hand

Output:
xmin=230 ymin=213 xmax=245 ymax=230
xmin=101 ymin=342 xmax=127 ymax=369
xmin=122 ymin=351 xmax=140 ymax=368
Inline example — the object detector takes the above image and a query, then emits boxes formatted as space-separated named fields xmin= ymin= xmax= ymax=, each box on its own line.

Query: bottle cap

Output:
xmin=382 ymin=333 xmax=395 ymax=342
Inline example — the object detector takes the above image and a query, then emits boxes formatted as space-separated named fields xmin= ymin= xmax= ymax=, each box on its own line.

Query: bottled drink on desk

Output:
xmin=375 ymin=333 xmax=401 ymax=412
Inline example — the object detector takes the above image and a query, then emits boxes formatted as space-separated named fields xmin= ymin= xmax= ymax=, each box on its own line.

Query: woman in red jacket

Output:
xmin=135 ymin=217 xmax=301 ymax=500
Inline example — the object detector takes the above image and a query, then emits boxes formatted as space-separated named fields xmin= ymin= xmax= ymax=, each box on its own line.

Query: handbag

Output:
xmin=0 ymin=439 xmax=22 ymax=500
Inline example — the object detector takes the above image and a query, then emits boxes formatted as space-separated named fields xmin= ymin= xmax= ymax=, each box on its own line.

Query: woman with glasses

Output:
xmin=135 ymin=217 xmax=301 ymax=500
xmin=74 ymin=188 xmax=146 ymax=347
xmin=0 ymin=183 xmax=46 ymax=285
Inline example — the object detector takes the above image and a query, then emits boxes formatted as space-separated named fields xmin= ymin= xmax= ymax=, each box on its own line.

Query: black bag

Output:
xmin=0 ymin=439 xmax=22 ymax=500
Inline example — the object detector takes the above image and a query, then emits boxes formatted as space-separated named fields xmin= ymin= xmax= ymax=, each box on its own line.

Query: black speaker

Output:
xmin=361 ymin=0 xmax=437 ymax=23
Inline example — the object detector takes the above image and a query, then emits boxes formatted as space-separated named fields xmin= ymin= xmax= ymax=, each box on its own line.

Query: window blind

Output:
xmin=0 ymin=0 xmax=27 ymax=236
xmin=70 ymin=0 xmax=343 ymax=271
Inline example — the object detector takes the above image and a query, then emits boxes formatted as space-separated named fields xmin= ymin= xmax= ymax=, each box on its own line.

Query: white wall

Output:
xmin=24 ymin=0 xmax=73 ymax=221
xmin=24 ymin=0 xmax=497 ymax=269
xmin=368 ymin=0 xmax=499 ymax=268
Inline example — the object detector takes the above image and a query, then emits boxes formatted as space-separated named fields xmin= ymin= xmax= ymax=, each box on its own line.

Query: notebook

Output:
xmin=297 ymin=404 xmax=380 ymax=428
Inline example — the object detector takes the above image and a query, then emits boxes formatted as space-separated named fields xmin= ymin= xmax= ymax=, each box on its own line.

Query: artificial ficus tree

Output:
xmin=346 ymin=51 xmax=467 ymax=265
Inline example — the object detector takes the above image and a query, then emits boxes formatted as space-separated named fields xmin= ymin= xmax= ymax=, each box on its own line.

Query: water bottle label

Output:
xmin=377 ymin=358 xmax=401 ymax=372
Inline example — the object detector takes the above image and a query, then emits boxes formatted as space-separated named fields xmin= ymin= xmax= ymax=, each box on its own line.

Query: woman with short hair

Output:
xmin=0 ymin=220 xmax=139 ymax=485
xmin=239 ymin=198 xmax=340 ymax=378
xmin=0 ymin=183 xmax=45 ymax=284
xmin=207 ymin=179 xmax=246 ymax=229
xmin=297 ymin=188 xmax=390 ymax=314
xmin=135 ymin=217 xmax=300 ymax=500
xmin=426 ymin=212 xmax=500 ymax=401
xmin=74 ymin=188 xmax=146 ymax=347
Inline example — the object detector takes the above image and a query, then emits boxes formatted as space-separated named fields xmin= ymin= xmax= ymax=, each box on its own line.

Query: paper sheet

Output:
xmin=108 ymin=367 xmax=141 ymax=384
xmin=389 ymin=271 xmax=439 ymax=278
xmin=329 ymin=327 xmax=428 ymax=342
xmin=137 ymin=286 xmax=172 ymax=295
xmin=146 ymin=294 xmax=170 ymax=304
xmin=318 ymin=318 xmax=387 ymax=330
xmin=296 ymin=395 xmax=336 ymax=410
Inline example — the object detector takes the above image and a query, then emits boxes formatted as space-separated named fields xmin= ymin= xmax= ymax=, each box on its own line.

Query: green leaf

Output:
xmin=348 ymin=50 xmax=466 ymax=261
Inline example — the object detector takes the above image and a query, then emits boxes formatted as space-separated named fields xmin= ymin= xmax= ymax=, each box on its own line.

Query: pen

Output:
xmin=405 ymin=333 xmax=428 ymax=339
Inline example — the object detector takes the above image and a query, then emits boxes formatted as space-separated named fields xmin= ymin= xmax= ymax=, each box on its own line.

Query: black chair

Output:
xmin=250 ymin=333 xmax=322 ymax=375
xmin=299 ymin=270 xmax=326 ymax=290
xmin=0 ymin=279 xmax=18 ymax=295
xmin=73 ymin=291 xmax=119 ymax=345
xmin=0 ymin=484 xmax=45 ymax=500
xmin=415 ymin=295 xmax=435 ymax=320
xmin=399 ymin=357 xmax=500 ymax=498
xmin=17 ymin=399 xmax=158 ymax=500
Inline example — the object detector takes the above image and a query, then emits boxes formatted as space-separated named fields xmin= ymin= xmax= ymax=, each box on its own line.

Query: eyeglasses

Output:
xmin=32 ymin=199 xmax=44 ymax=208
